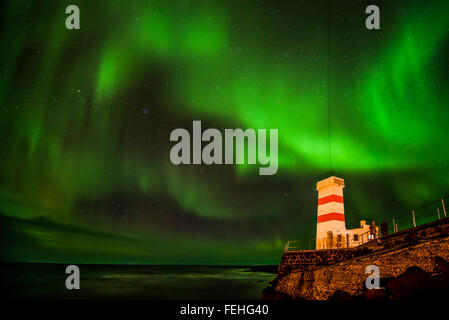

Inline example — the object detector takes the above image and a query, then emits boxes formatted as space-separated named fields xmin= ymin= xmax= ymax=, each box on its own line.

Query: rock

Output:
xmin=362 ymin=276 xmax=395 ymax=291
xmin=380 ymin=277 xmax=395 ymax=288
xmin=432 ymin=256 xmax=449 ymax=293
xmin=330 ymin=289 xmax=356 ymax=300
xmin=261 ymin=289 xmax=292 ymax=300
xmin=386 ymin=266 xmax=432 ymax=299
xmin=261 ymin=284 xmax=293 ymax=300
xmin=434 ymin=256 xmax=449 ymax=277
xmin=364 ymin=289 xmax=388 ymax=300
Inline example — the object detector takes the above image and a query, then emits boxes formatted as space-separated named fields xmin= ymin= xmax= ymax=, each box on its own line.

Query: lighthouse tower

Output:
xmin=316 ymin=176 xmax=346 ymax=249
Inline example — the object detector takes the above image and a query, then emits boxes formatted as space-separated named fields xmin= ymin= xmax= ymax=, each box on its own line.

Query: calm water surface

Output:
xmin=1 ymin=263 xmax=276 ymax=299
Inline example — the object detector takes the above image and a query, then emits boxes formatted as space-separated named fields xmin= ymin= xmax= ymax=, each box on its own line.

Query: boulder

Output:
xmin=433 ymin=256 xmax=449 ymax=277
xmin=432 ymin=256 xmax=449 ymax=294
xmin=386 ymin=266 xmax=432 ymax=299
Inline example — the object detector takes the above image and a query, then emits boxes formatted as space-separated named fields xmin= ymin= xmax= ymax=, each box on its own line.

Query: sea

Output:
xmin=0 ymin=263 xmax=277 ymax=299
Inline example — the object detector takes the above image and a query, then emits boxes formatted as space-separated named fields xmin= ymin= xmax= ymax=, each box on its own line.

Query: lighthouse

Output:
xmin=315 ymin=176 xmax=376 ymax=249
xmin=316 ymin=176 xmax=347 ymax=249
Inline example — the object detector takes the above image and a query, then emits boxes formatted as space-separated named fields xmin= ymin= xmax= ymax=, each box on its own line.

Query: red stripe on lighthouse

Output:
xmin=317 ymin=212 xmax=345 ymax=223
xmin=318 ymin=194 xmax=344 ymax=206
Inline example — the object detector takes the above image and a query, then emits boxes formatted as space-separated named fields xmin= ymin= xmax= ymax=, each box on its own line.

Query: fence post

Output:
xmin=412 ymin=210 xmax=416 ymax=227
xmin=442 ymin=198 xmax=447 ymax=218
xmin=437 ymin=208 xmax=441 ymax=220
xmin=392 ymin=219 xmax=395 ymax=233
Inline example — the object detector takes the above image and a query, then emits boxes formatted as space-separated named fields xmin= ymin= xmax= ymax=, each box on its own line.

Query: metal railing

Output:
xmin=284 ymin=195 xmax=448 ymax=252
xmin=380 ymin=195 xmax=448 ymax=236
xmin=284 ymin=239 xmax=315 ymax=251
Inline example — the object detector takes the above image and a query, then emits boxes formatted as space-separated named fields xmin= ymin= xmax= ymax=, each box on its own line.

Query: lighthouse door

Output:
xmin=327 ymin=231 xmax=334 ymax=249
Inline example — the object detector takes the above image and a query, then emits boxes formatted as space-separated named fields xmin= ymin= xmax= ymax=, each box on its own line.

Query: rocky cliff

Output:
xmin=265 ymin=218 xmax=449 ymax=300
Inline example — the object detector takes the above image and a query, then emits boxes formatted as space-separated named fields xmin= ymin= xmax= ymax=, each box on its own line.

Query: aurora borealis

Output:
xmin=1 ymin=0 xmax=448 ymax=264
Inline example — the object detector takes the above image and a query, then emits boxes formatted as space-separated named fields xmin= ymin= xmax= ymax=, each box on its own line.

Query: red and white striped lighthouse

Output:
xmin=316 ymin=176 xmax=346 ymax=249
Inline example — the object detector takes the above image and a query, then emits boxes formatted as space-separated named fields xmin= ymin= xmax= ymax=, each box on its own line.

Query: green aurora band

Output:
xmin=0 ymin=0 xmax=448 ymax=264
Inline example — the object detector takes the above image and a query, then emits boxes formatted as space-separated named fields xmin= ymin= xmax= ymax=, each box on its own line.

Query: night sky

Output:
xmin=1 ymin=0 xmax=448 ymax=264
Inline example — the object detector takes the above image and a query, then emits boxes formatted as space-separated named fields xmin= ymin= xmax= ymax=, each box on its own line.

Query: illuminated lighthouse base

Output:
xmin=315 ymin=176 xmax=378 ymax=249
